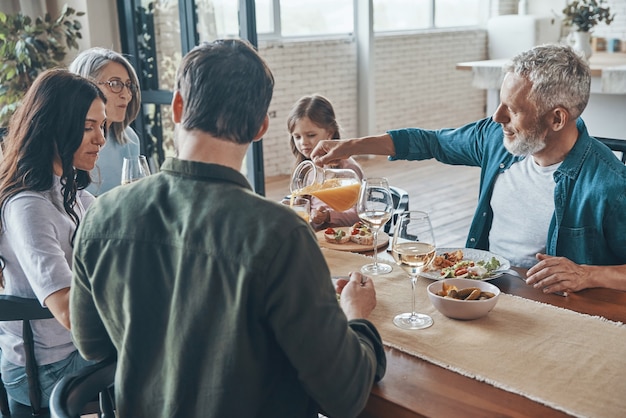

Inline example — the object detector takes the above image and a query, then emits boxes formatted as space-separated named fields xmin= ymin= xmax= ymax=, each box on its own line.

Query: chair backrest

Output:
xmin=596 ymin=137 xmax=626 ymax=164
xmin=49 ymin=359 xmax=116 ymax=418
xmin=0 ymin=295 xmax=54 ymax=417
xmin=385 ymin=186 xmax=410 ymax=234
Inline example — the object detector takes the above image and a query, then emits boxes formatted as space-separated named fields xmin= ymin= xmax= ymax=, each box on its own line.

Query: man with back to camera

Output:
xmin=311 ymin=44 xmax=626 ymax=295
xmin=70 ymin=39 xmax=386 ymax=418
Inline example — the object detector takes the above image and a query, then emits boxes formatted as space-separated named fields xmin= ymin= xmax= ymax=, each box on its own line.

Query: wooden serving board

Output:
xmin=315 ymin=227 xmax=390 ymax=253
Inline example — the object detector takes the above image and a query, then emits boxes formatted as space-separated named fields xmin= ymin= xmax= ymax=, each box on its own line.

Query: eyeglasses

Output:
xmin=98 ymin=79 xmax=138 ymax=95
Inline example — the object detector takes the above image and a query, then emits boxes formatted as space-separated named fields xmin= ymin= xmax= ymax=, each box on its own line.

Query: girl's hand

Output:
xmin=312 ymin=207 xmax=330 ymax=224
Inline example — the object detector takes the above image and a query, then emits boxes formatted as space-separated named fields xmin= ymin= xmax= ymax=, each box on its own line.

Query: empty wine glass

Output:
xmin=357 ymin=177 xmax=394 ymax=275
xmin=121 ymin=155 xmax=151 ymax=185
xmin=392 ymin=211 xmax=436 ymax=330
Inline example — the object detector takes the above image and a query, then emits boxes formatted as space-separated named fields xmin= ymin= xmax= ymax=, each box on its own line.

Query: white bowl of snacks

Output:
xmin=427 ymin=278 xmax=500 ymax=320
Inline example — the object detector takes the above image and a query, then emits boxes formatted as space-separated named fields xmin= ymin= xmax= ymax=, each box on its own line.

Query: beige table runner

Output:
xmin=323 ymin=248 xmax=626 ymax=418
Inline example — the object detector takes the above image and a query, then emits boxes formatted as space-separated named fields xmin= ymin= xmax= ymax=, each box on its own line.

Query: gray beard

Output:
xmin=503 ymin=131 xmax=547 ymax=156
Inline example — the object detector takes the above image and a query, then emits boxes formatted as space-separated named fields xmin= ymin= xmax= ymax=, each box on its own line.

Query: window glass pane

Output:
xmin=138 ymin=0 xmax=183 ymax=91
xmin=435 ymin=0 xmax=482 ymax=27
xmin=280 ymin=0 xmax=353 ymax=37
xmin=255 ymin=0 xmax=273 ymax=34
xmin=208 ymin=0 xmax=239 ymax=36
xmin=374 ymin=0 xmax=430 ymax=32
xmin=196 ymin=0 xmax=219 ymax=41
xmin=144 ymin=103 xmax=175 ymax=160
xmin=207 ymin=0 xmax=272 ymax=37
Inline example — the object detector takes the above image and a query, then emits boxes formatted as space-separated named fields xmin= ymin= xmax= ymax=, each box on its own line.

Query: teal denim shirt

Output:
xmin=388 ymin=117 xmax=626 ymax=266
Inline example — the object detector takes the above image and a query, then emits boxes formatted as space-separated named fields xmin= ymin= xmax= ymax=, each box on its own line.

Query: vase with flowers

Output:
xmin=562 ymin=0 xmax=615 ymax=59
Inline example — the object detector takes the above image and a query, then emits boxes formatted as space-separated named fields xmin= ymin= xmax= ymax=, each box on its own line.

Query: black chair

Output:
xmin=49 ymin=359 xmax=115 ymax=418
xmin=385 ymin=186 xmax=410 ymax=234
xmin=0 ymin=296 xmax=101 ymax=418
xmin=0 ymin=295 xmax=54 ymax=417
xmin=596 ymin=136 xmax=626 ymax=164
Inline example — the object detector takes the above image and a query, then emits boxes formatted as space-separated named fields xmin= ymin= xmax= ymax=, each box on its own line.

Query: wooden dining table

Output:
xmin=336 ymin=250 xmax=626 ymax=418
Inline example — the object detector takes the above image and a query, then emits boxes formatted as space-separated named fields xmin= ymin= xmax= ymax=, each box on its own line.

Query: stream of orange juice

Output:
xmin=296 ymin=180 xmax=361 ymax=212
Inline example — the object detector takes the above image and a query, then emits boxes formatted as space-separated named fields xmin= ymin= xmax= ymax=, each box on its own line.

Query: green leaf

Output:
xmin=5 ymin=67 xmax=15 ymax=81
xmin=0 ymin=5 xmax=84 ymax=124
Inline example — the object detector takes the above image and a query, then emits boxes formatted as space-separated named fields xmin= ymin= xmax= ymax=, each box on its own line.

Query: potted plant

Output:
xmin=0 ymin=4 xmax=84 ymax=129
xmin=562 ymin=0 xmax=615 ymax=58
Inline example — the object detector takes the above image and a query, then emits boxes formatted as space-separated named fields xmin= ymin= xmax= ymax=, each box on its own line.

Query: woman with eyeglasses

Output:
xmin=69 ymin=47 xmax=143 ymax=195
xmin=0 ymin=68 xmax=106 ymax=410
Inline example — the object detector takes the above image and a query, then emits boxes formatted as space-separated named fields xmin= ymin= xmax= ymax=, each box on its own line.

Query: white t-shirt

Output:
xmin=0 ymin=177 xmax=94 ymax=366
xmin=489 ymin=157 xmax=560 ymax=268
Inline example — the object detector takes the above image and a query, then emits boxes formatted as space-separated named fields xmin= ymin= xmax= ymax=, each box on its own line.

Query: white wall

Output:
xmin=527 ymin=0 xmax=566 ymax=16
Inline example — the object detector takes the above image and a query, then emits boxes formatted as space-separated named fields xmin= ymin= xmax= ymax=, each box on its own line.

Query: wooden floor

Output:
xmin=264 ymin=156 xmax=481 ymax=248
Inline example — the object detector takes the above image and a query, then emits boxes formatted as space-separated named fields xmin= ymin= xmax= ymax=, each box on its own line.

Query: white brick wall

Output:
xmin=260 ymin=38 xmax=358 ymax=177
xmin=374 ymin=30 xmax=487 ymax=132
xmin=259 ymin=29 xmax=488 ymax=177
xmin=492 ymin=0 xmax=518 ymax=15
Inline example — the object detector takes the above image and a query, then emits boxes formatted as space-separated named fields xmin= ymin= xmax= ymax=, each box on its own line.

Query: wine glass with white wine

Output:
xmin=357 ymin=177 xmax=394 ymax=275
xmin=121 ymin=155 xmax=151 ymax=185
xmin=391 ymin=211 xmax=436 ymax=330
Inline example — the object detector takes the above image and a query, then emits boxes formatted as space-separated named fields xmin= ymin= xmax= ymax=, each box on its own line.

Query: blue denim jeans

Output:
xmin=1 ymin=350 xmax=95 ymax=408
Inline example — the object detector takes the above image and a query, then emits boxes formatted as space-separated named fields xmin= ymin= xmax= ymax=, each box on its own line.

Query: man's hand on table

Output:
xmin=335 ymin=272 xmax=376 ymax=320
xmin=525 ymin=253 xmax=591 ymax=295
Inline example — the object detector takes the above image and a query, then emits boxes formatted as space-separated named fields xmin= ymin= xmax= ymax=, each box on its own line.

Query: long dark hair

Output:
xmin=0 ymin=68 xmax=106 ymax=239
xmin=287 ymin=94 xmax=341 ymax=167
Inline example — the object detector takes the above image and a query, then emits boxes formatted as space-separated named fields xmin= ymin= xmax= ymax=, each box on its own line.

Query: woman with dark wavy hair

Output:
xmin=0 ymin=68 xmax=106 ymax=409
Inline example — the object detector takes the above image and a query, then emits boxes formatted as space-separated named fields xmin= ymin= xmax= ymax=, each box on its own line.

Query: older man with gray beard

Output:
xmin=311 ymin=44 xmax=626 ymax=294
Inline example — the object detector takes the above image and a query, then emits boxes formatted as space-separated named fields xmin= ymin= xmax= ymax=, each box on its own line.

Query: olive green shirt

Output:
xmin=71 ymin=158 xmax=385 ymax=418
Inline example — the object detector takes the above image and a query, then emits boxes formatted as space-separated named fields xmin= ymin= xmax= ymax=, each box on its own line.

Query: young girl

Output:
xmin=287 ymin=94 xmax=364 ymax=230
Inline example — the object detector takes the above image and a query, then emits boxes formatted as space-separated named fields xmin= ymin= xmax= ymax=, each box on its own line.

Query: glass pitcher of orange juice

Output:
xmin=290 ymin=160 xmax=361 ymax=212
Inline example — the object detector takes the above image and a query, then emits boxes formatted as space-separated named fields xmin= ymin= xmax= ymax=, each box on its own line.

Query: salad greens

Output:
xmin=440 ymin=256 xmax=502 ymax=280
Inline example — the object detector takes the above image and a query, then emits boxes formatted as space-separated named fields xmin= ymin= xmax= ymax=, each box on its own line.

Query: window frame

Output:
xmin=254 ymin=0 xmax=483 ymax=40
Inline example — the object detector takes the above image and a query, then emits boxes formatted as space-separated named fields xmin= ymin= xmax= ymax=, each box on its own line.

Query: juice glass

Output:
xmin=281 ymin=197 xmax=311 ymax=222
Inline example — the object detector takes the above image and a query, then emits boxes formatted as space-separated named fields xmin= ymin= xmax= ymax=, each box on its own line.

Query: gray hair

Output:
xmin=69 ymin=47 xmax=141 ymax=145
xmin=505 ymin=44 xmax=590 ymax=119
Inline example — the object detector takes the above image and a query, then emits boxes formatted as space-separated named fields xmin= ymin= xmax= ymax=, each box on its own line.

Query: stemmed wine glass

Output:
xmin=121 ymin=155 xmax=151 ymax=185
xmin=357 ymin=177 xmax=394 ymax=275
xmin=391 ymin=211 xmax=436 ymax=330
